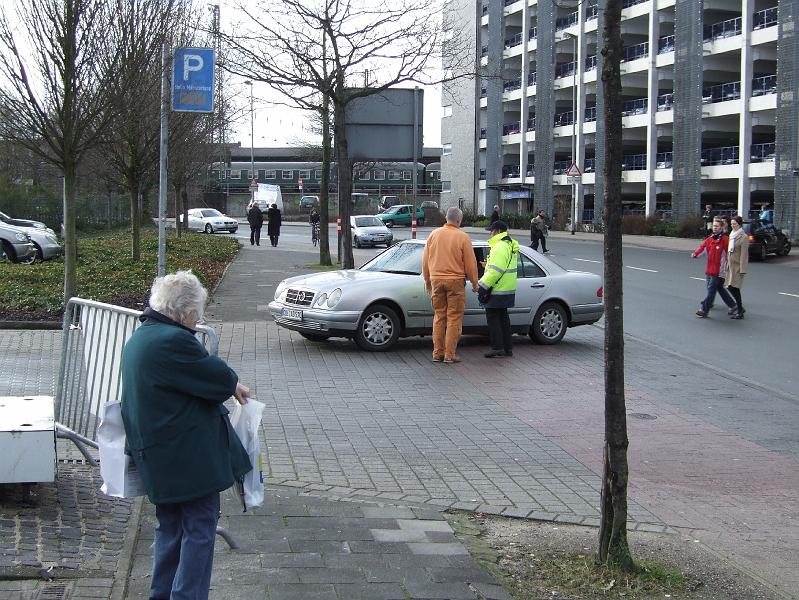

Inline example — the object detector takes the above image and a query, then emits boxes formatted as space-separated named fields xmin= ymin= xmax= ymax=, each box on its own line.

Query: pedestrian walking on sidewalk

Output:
xmin=486 ymin=205 xmax=500 ymax=231
xmin=691 ymin=219 xmax=736 ymax=317
xmin=120 ymin=271 xmax=252 ymax=600
xmin=530 ymin=209 xmax=549 ymax=253
xmin=724 ymin=215 xmax=749 ymax=319
xmin=478 ymin=220 xmax=519 ymax=358
xmin=267 ymin=203 xmax=282 ymax=247
xmin=422 ymin=207 xmax=479 ymax=364
xmin=247 ymin=201 xmax=263 ymax=246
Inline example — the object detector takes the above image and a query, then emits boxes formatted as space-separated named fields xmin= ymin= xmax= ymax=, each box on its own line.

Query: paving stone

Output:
xmin=333 ymin=583 xmax=408 ymax=600
xmin=265 ymin=583 xmax=337 ymax=600
xmin=403 ymin=580 xmax=477 ymax=599
xmin=407 ymin=542 xmax=470 ymax=556
xmin=295 ymin=566 xmax=365 ymax=584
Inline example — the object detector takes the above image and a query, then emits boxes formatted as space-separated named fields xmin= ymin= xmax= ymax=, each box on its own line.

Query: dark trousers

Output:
xmin=531 ymin=230 xmax=547 ymax=252
xmin=150 ymin=492 xmax=220 ymax=600
xmin=250 ymin=227 xmax=261 ymax=246
xmin=727 ymin=286 xmax=743 ymax=314
xmin=269 ymin=235 xmax=279 ymax=247
xmin=485 ymin=307 xmax=512 ymax=353
xmin=701 ymin=275 xmax=735 ymax=313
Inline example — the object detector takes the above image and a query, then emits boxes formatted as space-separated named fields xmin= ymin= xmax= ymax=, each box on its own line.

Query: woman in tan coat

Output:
xmin=724 ymin=215 xmax=749 ymax=319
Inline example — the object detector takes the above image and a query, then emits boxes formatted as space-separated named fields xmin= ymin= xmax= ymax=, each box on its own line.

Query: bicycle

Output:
xmin=311 ymin=221 xmax=320 ymax=246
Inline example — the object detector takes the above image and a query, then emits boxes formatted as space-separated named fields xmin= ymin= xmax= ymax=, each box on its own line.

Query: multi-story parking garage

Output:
xmin=440 ymin=0 xmax=798 ymax=239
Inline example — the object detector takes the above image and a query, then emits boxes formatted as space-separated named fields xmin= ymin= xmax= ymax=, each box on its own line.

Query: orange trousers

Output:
xmin=430 ymin=279 xmax=466 ymax=360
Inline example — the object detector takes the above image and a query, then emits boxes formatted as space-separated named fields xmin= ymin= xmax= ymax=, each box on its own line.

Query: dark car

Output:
xmin=744 ymin=219 xmax=791 ymax=260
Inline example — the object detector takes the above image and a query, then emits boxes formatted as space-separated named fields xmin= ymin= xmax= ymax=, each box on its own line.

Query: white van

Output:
xmin=255 ymin=184 xmax=283 ymax=212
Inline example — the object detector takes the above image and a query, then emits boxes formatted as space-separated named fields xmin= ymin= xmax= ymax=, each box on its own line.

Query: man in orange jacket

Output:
xmin=422 ymin=207 xmax=479 ymax=363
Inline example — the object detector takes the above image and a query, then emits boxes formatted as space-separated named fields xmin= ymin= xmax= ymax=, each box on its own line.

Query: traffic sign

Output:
xmin=566 ymin=163 xmax=582 ymax=177
xmin=298 ymin=178 xmax=303 ymax=191
xmin=172 ymin=47 xmax=215 ymax=113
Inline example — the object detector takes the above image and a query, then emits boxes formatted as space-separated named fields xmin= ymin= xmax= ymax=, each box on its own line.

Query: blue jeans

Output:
xmin=150 ymin=492 xmax=220 ymax=600
xmin=701 ymin=275 xmax=735 ymax=313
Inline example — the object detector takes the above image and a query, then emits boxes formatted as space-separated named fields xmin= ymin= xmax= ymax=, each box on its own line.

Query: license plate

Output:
xmin=282 ymin=308 xmax=302 ymax=321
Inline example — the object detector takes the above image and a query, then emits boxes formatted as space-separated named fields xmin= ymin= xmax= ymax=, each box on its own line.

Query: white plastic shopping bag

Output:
xmin=230 ymin=399 xmax=265 ymax=511
xmin=97 ymin=401 xmax=146 ymax=498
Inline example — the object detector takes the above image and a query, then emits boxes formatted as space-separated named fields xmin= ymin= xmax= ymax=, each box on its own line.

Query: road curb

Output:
xmin=110 ymin=496 xmax=145 ymax=600
xmin=0 ymin=320 xmax=61 ymax=330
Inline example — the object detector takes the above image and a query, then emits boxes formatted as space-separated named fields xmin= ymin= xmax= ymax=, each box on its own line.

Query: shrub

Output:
xmin=621 ymin=215 xmax=649 ymax=235
xmin=677 ymin=215 xmax=706 ymax=238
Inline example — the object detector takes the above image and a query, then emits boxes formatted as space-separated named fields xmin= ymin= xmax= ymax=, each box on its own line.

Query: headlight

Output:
xmin=315 ymin=293 xmax=328 ymax=307
xmin=274 ymin=281 xmax=288 ymax=301
xmin=327 ymin=288 xmax=342 ymax=308
xmin=214 ymin=221 xmax=224 ymax=225
xmin=14 ymin=232 xmax=27 ymax=242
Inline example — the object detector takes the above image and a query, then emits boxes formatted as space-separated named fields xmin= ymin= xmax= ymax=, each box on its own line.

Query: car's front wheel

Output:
xmin=778 ymin=240 xmax=791 ymax=256
xmin=529 ymin=301 xmax=568 ymax=345
xmin=0 ymin=241 xmax=12 ymax=263
xmin=354 ymin=236 xmax=362 ymax=249
xmin=205 ymin=223 xmax=214 ymax=234
xmin=355 ymin=304 xmax=400 ymax=351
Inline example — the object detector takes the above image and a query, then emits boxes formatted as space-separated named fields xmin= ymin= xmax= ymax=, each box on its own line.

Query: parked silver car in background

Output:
xmin=0 ymin=222 xmax=37 ymax=264
xmin=269 ymin=239 xmax=604 ymax=351
xmin=350 ymin=215 xmax=393 ymax=248
xmin=0 ymin=211 xmax=61 ymax=260
xmin=180 ymin=208 xmax=238 ymax=234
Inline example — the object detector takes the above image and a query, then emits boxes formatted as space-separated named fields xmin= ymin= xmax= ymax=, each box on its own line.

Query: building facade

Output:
xmin=440 ymin=0 xmax=799 ymax=240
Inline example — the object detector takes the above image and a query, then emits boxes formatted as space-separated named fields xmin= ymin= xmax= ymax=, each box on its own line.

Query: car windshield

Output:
xmin=201 ymin=209 xmax=223 ymax=217
xmin=384 ymin=206 xmax=401 ymax=214
xmin=0 ymin=211 xmax=8 ymax=220
xmin=360 ymin=243 xmax=423 ymax=275
xmin=355 ymin=217 xmax=382 ymax=227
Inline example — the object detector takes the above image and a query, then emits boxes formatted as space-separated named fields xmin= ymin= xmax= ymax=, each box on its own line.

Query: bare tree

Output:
xmin=0 ymin=0 xmax=121 ymax=300
xmin=224 ymin=0 xmax=464 ymax=269
xmin=597 ymin=0 xmax=634 ymax=572
xmin=101 ymin=0 xmax=192 ymax=261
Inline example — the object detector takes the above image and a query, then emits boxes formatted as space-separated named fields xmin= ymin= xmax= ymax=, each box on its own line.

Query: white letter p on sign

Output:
xmin=183 ymin=55 xmax=204 ymax=81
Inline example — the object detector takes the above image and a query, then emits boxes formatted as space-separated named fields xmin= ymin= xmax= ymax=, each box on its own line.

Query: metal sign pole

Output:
xmin=412 ymin=86 xmax=419 ymax=239
xmin=157 ymin=43 xmax=169 ymax=278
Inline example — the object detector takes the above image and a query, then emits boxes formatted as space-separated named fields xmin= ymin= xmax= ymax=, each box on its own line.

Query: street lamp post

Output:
xmin=244 ymin=80 xmax=255 ymax=201
xmin=565 ymin=32 xmax=578 ymax=235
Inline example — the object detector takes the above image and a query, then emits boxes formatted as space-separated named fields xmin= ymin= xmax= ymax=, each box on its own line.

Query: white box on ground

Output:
xmin=0 ymin=396 xmax=56 ymax=483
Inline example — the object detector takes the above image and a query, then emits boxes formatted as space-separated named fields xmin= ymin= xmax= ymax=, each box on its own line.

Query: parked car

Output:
xmin=744 ymin=219 xmax=791 ymax=260
xmin=350 ymin=215 xmax=393 ymax=248
xmin=180 ymin=208 xmax=238 ymax=234
xmin=0 ymin=210 xmax=49 ymax=231
xmin=299 ymin=195 xmax=319 ymax=210
xmin=420 ymin=200 xmax=439 ymax=209
xmin=269 ymin=239 xmax=604 ymax=351
xmin=0 ymin=222 xmax=37 ymax=264
xmin=376 ymin=205 xmax=425 ymax=228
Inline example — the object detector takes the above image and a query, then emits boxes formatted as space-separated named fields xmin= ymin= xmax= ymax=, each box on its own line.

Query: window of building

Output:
xmin=403 ymin=170 xmax=412 ymax=180
xmin=257 ymin=169 xmax=266 ymax=180
xmin=360 ymin=171 xmax=370 ymax=180
xmin=441 ymin=180 xmax=452 ymax=192
xmin=389 ymin=170 xmax=401 ymax=180
xmin=443 ymin=143 xmax=452 ymax=155
xmin=265 ymin=170 xmax=276 ymax=179
xmin=443 ymin=105 xmax=453 ymax=117
xmin=230 ymin=169 xmax=241 ymax=179
xmin=299 ymin=169 xmax=311 ymax=180
xmin=314 ymin=170 xmax=322 ymax=179
xmin=241 ymin=170 xmax=249 ymax=181
xmin=282 ymin=170 xmax=293 ymax=179
xmin=373 ymin=170 xmax=385 ymax=180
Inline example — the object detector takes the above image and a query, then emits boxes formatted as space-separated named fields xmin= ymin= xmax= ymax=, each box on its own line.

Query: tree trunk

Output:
xmin=333 ymin=93 xmax=354 ymax=269
xmin=62 ymin=165 xmax=78 ymax=302
xmin=597 ymin=0 xmax=634 ymax=572
xmin=319 ymin=93 xmax=332 ymax=265
xmin=130 ymin=183 xmax=141 ymax=261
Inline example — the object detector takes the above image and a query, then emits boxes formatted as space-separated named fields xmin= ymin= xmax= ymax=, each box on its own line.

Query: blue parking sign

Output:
xmin=172 ymin=47 xmax=215 ymax=113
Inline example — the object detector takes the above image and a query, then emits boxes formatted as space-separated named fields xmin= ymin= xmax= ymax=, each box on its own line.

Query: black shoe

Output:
xmin=484 ymin=350 xmax=506 ymax=358
xmin=730 ymin=312 xmax=744 ymax=320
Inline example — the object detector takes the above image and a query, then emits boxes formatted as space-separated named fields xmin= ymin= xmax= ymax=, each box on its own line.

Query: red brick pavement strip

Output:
xmin=454 ymin=333 xmax=799 ymax=598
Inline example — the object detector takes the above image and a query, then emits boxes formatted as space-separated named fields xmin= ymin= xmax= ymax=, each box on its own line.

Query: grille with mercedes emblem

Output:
xmin=285 ymin=289 xmax=315 ymax=306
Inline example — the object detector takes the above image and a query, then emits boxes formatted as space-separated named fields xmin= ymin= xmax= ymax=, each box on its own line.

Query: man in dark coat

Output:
xmin=267 ymin=203 xmax=282 ymax=246
xmin=247 ymin=201 xmax=263 ymax=246
xmin=121 ymin=270 xmax=252 ymax=600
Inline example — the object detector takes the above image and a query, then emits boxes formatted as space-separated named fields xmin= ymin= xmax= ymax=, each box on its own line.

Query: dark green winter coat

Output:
xmin=121 ymin=309 xmax=252 ymax=505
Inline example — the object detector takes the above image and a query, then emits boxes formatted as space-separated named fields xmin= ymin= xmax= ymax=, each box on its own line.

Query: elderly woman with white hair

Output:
xmin=121 ymin=270 xmax=252 ymax=600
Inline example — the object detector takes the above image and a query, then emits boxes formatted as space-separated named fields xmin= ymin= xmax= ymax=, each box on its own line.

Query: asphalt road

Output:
xmin=232 ymin=223 xmax=798 ymax=397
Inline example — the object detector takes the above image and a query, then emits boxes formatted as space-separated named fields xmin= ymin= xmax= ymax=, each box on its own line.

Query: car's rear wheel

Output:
xmin=205 ymin=223 xmax=213 ymax=234
xmin=417 ymin=218 xmax=425 ymax=227
xmin=529 ymin=301 xmax=567 ymax=345
xmin=385 ymin=221 xmax=393 ymax=228
xmin=355 ymin=304 xmax=400 ymax=351
xmin=299 ymin=332 xmax=330 ymax=342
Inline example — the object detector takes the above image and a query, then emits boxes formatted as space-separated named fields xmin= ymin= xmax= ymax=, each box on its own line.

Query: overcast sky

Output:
xmin=220 ymin=1 xmax=443 ymax=149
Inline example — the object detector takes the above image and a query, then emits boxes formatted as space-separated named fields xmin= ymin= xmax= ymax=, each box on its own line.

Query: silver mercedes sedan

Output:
xmin=269 ymin=239 xmax=604 ymax=351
